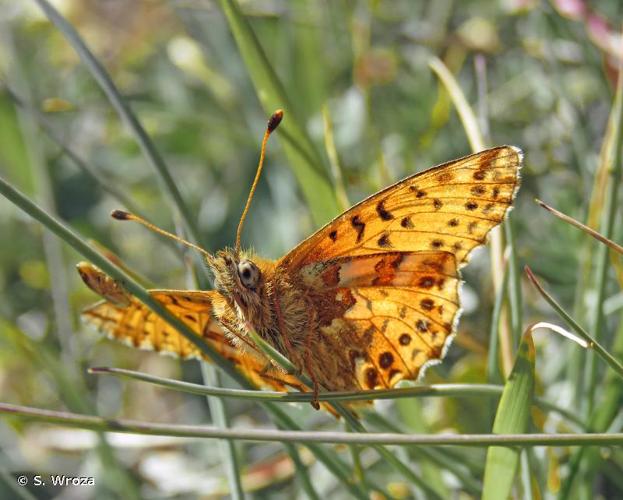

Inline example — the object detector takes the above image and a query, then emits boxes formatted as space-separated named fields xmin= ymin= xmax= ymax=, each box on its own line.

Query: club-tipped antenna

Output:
xmin=110 ymin=209 xmax=212 ymax=260
xmin=235 ymin=109 xmax=284 ymax=254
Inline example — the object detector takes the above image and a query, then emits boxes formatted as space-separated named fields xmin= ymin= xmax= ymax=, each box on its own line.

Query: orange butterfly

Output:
xmin=79 ymin=110 xmax=522 ymax=406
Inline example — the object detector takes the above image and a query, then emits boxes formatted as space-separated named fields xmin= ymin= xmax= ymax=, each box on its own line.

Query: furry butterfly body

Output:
xmin=80 ymin=145 xmax=522 ymax=398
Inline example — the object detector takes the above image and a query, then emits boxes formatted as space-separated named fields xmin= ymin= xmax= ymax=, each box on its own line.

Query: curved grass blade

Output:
xmin=217 ymin=0 xmax=340 ymax=226
xmin=482 ymin=328 xmax=535 ymax=500
xmin=525 ymin=266 xmax=623 ymax=379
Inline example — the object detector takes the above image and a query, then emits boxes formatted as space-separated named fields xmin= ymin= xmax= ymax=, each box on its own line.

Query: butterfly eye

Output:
xmin=237 ymin=260 xmax=260 ymax=289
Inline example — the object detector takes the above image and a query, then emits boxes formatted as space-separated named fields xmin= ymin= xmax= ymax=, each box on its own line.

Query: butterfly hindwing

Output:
xmin=299 ymin=251 xmax=460 ymax=389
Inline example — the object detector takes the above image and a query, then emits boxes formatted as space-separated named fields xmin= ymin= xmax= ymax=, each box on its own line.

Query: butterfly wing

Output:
xmin=279 ymin=146 xmax=522 ymax=390
xmin=81 ymin=288 xmax=308 ymax=393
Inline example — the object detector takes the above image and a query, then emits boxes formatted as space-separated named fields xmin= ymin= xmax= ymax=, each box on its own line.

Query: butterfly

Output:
xmin=79 ymin=110 xmax=522 ymax=406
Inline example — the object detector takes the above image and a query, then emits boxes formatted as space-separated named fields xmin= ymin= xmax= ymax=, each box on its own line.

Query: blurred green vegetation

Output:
xmin=1 ymin=0 xmax=622 ymax=498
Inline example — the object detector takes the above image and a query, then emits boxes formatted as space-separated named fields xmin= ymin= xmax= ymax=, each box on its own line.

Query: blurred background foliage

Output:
xmin=0 ymin=0 xmax=622 ymax=498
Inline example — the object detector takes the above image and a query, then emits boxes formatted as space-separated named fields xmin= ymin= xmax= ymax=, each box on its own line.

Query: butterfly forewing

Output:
xmin=282 ymin=146 xmax=521 ymax=269
xmin=282 ymin=146 xmax=521 ymax=390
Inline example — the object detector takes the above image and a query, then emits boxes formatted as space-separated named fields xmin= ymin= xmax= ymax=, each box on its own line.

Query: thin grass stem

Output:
xmin=536 ymin=199 xmax=623 ymax=255
xmin=1 ymin=402 xmax=620 ymax=447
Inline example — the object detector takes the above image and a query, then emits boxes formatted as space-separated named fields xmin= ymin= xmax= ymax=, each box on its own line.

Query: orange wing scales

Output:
xmin=283 ymin=146 xmax=521 ymax=391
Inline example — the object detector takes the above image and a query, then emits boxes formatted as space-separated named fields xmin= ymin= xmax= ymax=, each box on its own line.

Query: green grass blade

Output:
xmin=322 ymin=104 xmax=350 ymax=212
xmin=505 ymin=219 xmax=523 ymax=347
xmin=482 ymin=329 xmax=535 ymax=499
xmin=428 ymin=56 xmax=485 ymax=151
xmin=488 ymin=264 xmax=509 ymax=385
xmin=217 ymin=0 xmax=339 ymax=226
xmin=32 ymin=0 xmax=201 ymax=246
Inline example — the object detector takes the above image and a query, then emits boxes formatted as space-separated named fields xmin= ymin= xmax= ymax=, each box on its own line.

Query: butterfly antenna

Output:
xmin=235 ymin=109 xmax=284 ymax=254
xmin=111 ymin=210 xmax=212 ymax=260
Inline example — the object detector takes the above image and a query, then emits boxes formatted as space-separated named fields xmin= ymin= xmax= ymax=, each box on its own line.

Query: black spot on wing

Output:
xmin=378 ymin=233 xmax=392 ymax=248
xmin=401 ymin=216 xmax=414 ymax=228
xmin=376 ymin=199 xmax=394 ymax=220
xmin=351 ymin=215 xmax=366 ymax=243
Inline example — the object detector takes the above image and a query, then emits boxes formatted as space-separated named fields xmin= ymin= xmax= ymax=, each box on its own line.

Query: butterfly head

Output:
xmin=207 ymin=248 xmax=265 ymax=313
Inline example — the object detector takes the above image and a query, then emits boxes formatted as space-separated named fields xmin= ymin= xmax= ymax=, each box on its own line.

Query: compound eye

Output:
xmin=237 ymin=260 xmax=260 ymax=289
